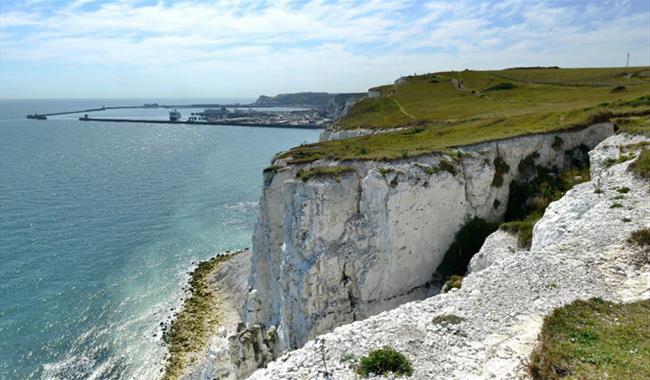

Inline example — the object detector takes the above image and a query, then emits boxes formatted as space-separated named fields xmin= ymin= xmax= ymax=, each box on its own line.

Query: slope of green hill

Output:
xmin=278 ymin=67 xmax=650 ymax=164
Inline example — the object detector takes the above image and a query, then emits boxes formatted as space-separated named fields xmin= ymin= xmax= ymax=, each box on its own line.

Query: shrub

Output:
xmin=438 ymin=159 xmax=457 ymax=175
xmin=491 ymin=156 xmax=510 ymax=187
xmin=617 ymin=187 xmax=631 ymax=193
xmin=296 ymin=166 xmax=354 ymax=182
xmin=610 ymin=202 xmax=623 ymax=208
xmin=435 ymin=218 xmax=499 ymax=279
xmin=356 ymin=346 xmax=413 ymax=377
xmin=485 ymin=82 xmax=516 ymax=91
xmin=610 ymin=85 xmax=626 ymax=93
xmin=263 ymin=165 xmax=281 ymax=173
xmin=552 ymin=136 xmax=564 ymax=150
xmin=442 ymin=275 xmax=463 ymax=293
xmin=432 ymin=314 xmax=465 ymax=325
xmin=528 ymin=298 xmax=650 ymax=380
xmin=629 ymin=228 xmax=650 ymax=246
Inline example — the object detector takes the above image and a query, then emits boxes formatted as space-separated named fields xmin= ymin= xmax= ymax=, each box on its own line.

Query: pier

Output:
xmin=78 ymin=117 xmax=323 ymax=129
xmin=34 ymin=103 xmax=295 ymax=118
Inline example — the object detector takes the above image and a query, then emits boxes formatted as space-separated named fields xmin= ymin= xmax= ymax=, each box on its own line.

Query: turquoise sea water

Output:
xmin=0 ymin=99 xmax=319 ymax=379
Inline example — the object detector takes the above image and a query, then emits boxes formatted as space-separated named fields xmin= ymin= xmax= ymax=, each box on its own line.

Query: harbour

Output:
xmin=27 ymin=101 xmax=333 ymax=129
xmin=77 ymin=116 xmax=324 ymax=129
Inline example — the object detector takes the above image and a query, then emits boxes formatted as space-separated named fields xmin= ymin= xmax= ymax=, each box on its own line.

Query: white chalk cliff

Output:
xmin=242 ymin=122 xmax=615 ymax=360
xmin=248 ymin=132 xmax=650 ymax=379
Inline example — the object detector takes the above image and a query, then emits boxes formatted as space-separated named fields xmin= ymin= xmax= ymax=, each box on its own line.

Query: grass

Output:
xmin=162 ymin=254 xmax=235 ymax=380
xmin=628 ymin=149 xmax=650 ymax=179
xmin=432 ymin=314 xmax=465 ymax=325
xmin=296 ymin=165 xmax=355 ymax=182
xmin=277 ymin=67 xmax=649 ymax=164
xmin=528 ymin=298 xmax=650 ymax=380
xmin=356 ymin=346 xmax=414 ymax=377
xmin=500 ymin=219 xmax=536 ymax=248
xmin=628 ymin=228 xmax=650 ymax=247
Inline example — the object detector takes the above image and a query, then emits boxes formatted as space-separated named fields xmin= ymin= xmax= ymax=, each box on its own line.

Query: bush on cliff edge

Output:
xmin=356 ymin=346 xmax=413 ymax=377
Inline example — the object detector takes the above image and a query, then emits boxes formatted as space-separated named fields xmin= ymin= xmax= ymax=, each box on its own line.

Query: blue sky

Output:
xmin=1 ymin=0 xmax=649 ymax=99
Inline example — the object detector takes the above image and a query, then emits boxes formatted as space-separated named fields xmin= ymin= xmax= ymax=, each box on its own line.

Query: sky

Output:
xmin=1 ymin=0 xmax=649 ymax=99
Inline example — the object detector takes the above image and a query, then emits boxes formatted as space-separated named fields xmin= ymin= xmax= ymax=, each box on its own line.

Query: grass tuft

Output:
xmin=528 ymin=298 xmax=650 ymax=380
xmin=628 ymin=228 xmax=650 ymax=246
xmin=628 ymin=149 xmax=650 ymax=179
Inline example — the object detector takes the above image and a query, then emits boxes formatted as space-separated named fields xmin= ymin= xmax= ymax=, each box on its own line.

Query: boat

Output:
xmin=27 ymin=114 xmax=47 ymax=120
xmin=169 ymin=109 xmax=181 ymax=121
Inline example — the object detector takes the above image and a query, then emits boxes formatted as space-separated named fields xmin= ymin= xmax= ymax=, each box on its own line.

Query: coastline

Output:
xmin=160 ymin=249 xmax=250 ymax=380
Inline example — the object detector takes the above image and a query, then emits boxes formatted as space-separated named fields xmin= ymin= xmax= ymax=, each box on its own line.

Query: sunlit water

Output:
xmin=0 ymin=99 xmax=319 ymax=379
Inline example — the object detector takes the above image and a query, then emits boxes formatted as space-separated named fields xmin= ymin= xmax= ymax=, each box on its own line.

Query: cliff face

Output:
xmin=249 ymin=132 xmax=649 ymax=379
xmin=244 ymin=123 xmax=614 ymax=354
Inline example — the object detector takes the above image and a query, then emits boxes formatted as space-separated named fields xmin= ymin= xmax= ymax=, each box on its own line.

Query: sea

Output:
xmin=0 ymin=99 xmax=320 ymax=379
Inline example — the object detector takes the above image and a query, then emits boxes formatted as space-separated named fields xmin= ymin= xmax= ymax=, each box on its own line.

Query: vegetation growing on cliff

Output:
xmin=529 ymin=298 xmax=650 ymax=380
xmin=500 ymin=153 xmax=591 ymax=247
xmin=629 ymin=228 xmax=650 ymax=247
xmin=435 ymin=217 xmax=498 ymax=281
xmin=356 ymin=346 xmax=414 ymax=377
xmin=296 ymin=166 xmax=355 ymax=182
xmin=628 ymin=148 xmax=650 ymax=180
xmin=162 ymin=254 xmax=235 ymax=380
xmin=279 ymin=67 xmax=649 ymax=164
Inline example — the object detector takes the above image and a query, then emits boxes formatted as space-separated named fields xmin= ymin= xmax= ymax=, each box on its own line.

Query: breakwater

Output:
xmin=28 ymin=103 xmax=304 ymax=118
xmin=78 ymin=117 xmax=323 ymax=129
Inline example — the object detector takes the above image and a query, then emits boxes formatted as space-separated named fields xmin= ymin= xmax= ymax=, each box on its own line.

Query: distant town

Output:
xmin=27 ymin=92 xmax=366 ymax=129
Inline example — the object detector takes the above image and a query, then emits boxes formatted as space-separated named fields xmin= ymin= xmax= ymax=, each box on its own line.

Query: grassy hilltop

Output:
xmin=280 ymin=67 xmax=650 ymax=164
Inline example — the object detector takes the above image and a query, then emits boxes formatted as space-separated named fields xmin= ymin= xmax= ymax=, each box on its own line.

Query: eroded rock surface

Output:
xmin=248 ymin=133 xmax=649 ymax=379
xmin=245 ymin=123 xmax=614 ymax=358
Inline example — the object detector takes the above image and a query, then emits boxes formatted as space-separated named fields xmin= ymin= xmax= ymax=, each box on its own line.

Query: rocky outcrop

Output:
xmin=319 ymin=126 xmax=407 ymax=141
xmin=179 ymin=251 xmax=251 ymax=380
xmin=249 ymin=132 xmax=649 ymax=379
xmin=243 ymin=122 xmax=615 ymax=364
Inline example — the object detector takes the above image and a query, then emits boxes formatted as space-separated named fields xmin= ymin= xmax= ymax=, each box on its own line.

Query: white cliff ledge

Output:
xmin=244 ymin=122 xmax=613 ymax=358
xmin=249 ymin=133 xmax=650 ymax=379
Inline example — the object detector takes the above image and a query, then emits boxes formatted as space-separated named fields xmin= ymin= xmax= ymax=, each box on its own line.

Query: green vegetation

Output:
xmin=529 ymin=298 xmax=650 ymax=380
xmin=162 ymin=254 xmax=235 ymax=380
xmin=629 ymin=149 xmax=650 ymax=179
xmin=278 ymin=67 xmax=649 ymax=164
xmin=501 ymin=158 xmax=591 ymax=247
xmin=500 ymin=220 xmax=535 ymax=247
xmin=491 ymin=156 xmax=510 ymax=187
xmin=263 ymin=165 xmax=281 ymax=174
xmin=610 ymin=202 xmax=624 ymax=209
xmin=442 ymin=275 xmax=464 ymax=293
xmin=629 ymin=228 xmax=650 ymax=247
xmin=617 ymin=187 xmax=631 ymax=193
xmin=435 ymin=218 xmax=499 ymax=280
xmin=356 ymin=346 xmax=414 ymax=377
xmin=485 ymin=82 xmax=516 ymax=91
xmin=296 ymin=166 xmax=355 ymax=182
xmin=432 ymin=314 xmax=465 ymax=326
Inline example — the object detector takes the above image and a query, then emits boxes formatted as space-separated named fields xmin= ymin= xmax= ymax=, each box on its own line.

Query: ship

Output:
xmin=27 ymin=113 xmax=47 ymax=120
xmin=169 ymin=109 xmax=181 ymax=121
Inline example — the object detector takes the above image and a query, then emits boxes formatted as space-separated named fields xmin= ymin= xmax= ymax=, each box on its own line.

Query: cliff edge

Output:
xmin=249 ymin=133 xmax=649 ymax=379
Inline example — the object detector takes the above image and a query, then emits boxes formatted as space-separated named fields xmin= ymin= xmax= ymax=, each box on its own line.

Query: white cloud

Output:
xmin=0 ymin=0 xmax=648 ymax=98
